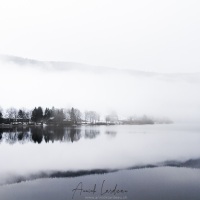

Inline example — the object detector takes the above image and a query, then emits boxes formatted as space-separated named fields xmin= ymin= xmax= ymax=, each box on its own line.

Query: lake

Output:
xmin=0 ymin=124 xmax=200 ymax=199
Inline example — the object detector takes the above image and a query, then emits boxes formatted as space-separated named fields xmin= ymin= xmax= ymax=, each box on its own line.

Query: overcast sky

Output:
xmin=0 ymin=0 xmax=200 ymax=122
xmin=0 ymin=0 xmax=200 ymax=73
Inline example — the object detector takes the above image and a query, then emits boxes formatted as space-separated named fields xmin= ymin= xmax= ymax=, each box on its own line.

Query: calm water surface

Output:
xmin=0 ymin=124 xmax=200 ymax=199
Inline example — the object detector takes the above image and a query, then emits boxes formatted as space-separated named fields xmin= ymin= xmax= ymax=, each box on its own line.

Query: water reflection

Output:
xmin=84 ymin=129 xmax=100 ymax=139
xmin=31 ymin=127 xmax=43 ymax=144
xmin=0 ymin=126 xmax=105 ymax=144
xmin=105 ymin=131 xmax=117 ymax=137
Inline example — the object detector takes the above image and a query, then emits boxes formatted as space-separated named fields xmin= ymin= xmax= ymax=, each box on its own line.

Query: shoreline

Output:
xmin=0 ymin=122 xmax=173 ymax=129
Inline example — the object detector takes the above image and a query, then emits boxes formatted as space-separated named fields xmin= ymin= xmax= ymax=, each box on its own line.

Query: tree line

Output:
xmin=0 ymin=106 xmax=172 ymax=125
xmin=0 ymin=106 xmax=101 ymax=125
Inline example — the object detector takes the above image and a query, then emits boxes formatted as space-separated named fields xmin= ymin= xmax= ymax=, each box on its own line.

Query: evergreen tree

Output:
xmin=70 ymin=107 xmax=76 ymax=124
xmin=37 ymin=107 xmax=43 ymax=122
xmin=55 ymin=109 xmax=65 ymax=123
xmin=31 ymin=107 xmax=37 ymax=122
xmin=44 ymin=108 xmax=51 ymax=121
xmin=70 ymin=107 xmax=81 ymax=124
xmin=31 ymin=107 xmax=43 ymax=123
xmin=18 ymin=109 xmax=24 ymax=118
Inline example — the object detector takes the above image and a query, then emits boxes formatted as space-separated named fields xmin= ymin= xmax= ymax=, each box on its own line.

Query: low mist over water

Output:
xmin=0 ymin=124 xmax=200 ymax=186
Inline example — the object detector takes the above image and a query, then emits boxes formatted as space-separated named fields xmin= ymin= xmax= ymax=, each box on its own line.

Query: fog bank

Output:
xmin=0 ymin=56 xmax=200 ymax=122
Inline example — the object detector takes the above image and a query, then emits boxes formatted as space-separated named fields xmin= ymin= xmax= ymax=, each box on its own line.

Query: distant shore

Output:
xmin=0 ymin=121 xmax=173 ymax=129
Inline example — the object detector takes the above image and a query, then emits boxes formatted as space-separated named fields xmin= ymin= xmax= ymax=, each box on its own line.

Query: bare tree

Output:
xmin=63 ymin=108 xmax=71 ymax=120
xmin=25 ymin=109 xmax=31 ymax=119
xmin=70 ymin=107 xmax=82 ymax=124
xmin=105 ymin=111 xmax=118 ymax=124
xmin=54 ymin=108 xmax=65 ymax=123
xmin=84 ymin=111 xmax=90 ymax=122
xmin=18 ymin=108 xmax=31 ymax=124
xmin=84 ymin=111 xmax=100 ymax=123
xmin=74 ymin=108 xmax=82 ymax=123
xmin=6 ymin=107 xmax=18 ymax=121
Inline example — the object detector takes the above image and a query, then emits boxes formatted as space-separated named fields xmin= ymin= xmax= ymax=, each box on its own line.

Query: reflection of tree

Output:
xmin=0 ymin=127 xmax=30 ymax=144
xmin=105 ymin=131 xmax=117 ymax=137
xmin=43 ymin=127 xmax=54 ymax=143
xmin=85 ymin=129 xmax=100 ymax=139
xmin=17 ymin=127 xmax=30 ymax=143
xmin=43 ymin=127 xmax=82 ymax=143
xmin=3 ymin=128 xmax=17 ymax=144
xmin=0 ymin=126 xmax=100 ymax=144
xmin=43 ymin=126 xmax=65 ymax=143
xmin=67 ymin=128 xmax=81 ymax=143
xmin=0 ymin=129 xmax=3 ymax=142
xmin=31 ymin=127 xmax=43 ymax=144
xmin=4 ymin=132 xmax=18 ymax=144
